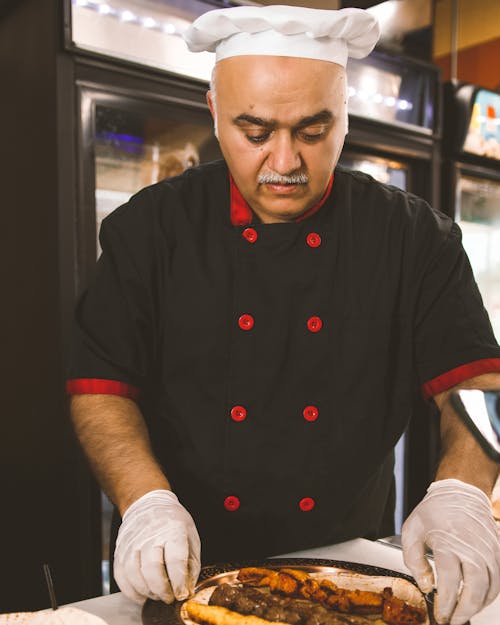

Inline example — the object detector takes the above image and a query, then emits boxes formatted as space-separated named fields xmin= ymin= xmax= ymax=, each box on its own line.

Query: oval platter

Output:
xmin=142 ymin=558 xmax=446 ymax=625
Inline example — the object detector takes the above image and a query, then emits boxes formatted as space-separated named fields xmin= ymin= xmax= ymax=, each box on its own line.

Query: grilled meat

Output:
xmin=382 ymin=588 xmax=428 ymax=625
xmin=209 ymin=584 xmax=374 ymax=625
xmin=236 ymin=568 xmax=426 ymax=625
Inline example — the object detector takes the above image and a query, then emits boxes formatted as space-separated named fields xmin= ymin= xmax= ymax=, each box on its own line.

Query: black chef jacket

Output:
xmin=67 ymin=159 xmax=500 ymax=563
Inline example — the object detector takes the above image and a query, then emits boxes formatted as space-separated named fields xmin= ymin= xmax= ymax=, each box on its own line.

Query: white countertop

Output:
xmin=68 ymin=538 xmax=500 ymax=625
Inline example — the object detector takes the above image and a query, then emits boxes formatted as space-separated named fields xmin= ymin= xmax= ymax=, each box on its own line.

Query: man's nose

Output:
xmin=266 ymin=133 xmax=302 ymax=175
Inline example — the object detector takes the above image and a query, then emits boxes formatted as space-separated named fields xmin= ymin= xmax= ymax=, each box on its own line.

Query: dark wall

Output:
xmin=0 ymin=0 xmax=99 ymax=610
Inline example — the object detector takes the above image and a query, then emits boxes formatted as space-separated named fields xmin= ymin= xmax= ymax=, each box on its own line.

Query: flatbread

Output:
xmin=186 ymin=602 xmax=290 ymax=625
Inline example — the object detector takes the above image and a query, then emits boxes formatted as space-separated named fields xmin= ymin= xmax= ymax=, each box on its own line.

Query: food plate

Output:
xmin=142 ymin=558 xmax=440 ymax=625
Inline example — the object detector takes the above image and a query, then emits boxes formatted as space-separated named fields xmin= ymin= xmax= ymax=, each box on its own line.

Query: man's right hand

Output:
xmin=114 ymin=490 xmax=201 ymax=604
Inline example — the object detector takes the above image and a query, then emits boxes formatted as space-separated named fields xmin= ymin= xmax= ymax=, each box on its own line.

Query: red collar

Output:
xmin=229 ymin=173 xmax=334 ymax=226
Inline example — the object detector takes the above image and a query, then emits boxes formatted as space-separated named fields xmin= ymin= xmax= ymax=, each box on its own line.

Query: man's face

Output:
xmin=207 ymin=55 xmax=347 ymax=223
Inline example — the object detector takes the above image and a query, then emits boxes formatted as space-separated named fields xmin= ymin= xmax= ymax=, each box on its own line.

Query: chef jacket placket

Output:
xmin=222 ymin=224 xmax=259 ymax=514
xmin=223 ymin=220 xmax=337 ymax=524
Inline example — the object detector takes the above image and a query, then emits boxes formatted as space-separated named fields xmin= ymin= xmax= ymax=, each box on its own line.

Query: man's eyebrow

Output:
xmin=232 ymin=109 xmax=334 ymax=129
xmin=295 ymin=110 xmax=333 ymax=128
xmin=233 ymin=114 xmax=275 ymax=128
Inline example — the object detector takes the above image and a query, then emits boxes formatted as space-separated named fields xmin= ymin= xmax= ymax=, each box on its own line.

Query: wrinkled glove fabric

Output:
xmin=402 ymin=478 xmax=500 ymax=625
xmin=114 ymin=489 xmax=201 ymax=604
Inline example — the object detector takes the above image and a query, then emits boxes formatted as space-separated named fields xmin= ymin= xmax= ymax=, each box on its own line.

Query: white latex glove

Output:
xmin=402 ymin=478 xmax=500 ymax=625
xmin=114 ymin=489 xmax=201 ymax=604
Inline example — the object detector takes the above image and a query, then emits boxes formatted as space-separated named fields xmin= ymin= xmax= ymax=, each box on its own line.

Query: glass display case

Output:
xmin=346 ymin=53 xmax=436 ymax=133
xmin=456 ymin=174 xmax=500 ymax=340
xmin=93 ymin=101 xmax=219 ymax=253
xmin=70 ymin=0 xmax=222 ymax=80
xmin=443 ymin=81 xmax=500 ymax=344
xmin=78 ymin=87 xmax=221 ymax=262
xmin=462 ymin=89 xmax=500 ymax=161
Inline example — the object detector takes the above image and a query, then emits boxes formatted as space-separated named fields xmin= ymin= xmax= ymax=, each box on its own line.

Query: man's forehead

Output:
xmin=213 ymin=56 xmax=346 ymax=106
xmin=211 ymin=56 xmax=346 ymax=131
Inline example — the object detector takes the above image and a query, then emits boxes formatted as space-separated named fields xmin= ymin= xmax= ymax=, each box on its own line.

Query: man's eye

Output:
xmin=299 ymin=130 xmax=326 ymax=142
xmin=246 ymin=133 xmax=270 ymax=144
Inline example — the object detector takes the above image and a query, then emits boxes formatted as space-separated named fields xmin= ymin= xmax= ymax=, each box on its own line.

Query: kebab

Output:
xmin=184 ymin=567 xmax=427 ymax=625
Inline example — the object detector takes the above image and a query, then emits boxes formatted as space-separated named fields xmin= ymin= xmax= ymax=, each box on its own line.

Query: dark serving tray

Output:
xmin=142 ymin=557 xmax=443 ymax=625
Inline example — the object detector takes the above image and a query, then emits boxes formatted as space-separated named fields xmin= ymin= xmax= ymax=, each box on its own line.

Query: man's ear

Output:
xmin=206 ymin=91 xmax=216 ymax=119
xmin=206 ymin=90 xmax=219 ymax=139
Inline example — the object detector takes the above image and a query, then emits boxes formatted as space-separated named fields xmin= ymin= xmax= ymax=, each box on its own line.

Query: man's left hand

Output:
xmin=401 ymin=478 xmax=500 ymax=625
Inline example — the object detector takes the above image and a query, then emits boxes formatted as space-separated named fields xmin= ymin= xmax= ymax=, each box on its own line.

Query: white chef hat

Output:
xmin=183 ymin=5 xmax=380 ymax=67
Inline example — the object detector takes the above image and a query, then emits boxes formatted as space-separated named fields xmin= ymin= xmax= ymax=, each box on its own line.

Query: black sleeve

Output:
xmin=67 ymin=193 xmax=159 ymax=396
xmin=413 ymin=219 xmax=500 ymax=396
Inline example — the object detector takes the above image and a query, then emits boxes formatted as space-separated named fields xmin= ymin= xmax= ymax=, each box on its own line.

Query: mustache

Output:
xmin=258 ymin=172 xmax=309 ymax=185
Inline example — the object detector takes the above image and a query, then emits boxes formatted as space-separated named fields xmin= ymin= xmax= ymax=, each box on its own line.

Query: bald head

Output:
xmin=206 ymin=56 xmax=348 ymax=223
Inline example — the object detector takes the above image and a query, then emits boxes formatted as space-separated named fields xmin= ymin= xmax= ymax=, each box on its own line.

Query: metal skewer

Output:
xmin=43 ymin=563 xmax=58 ymax=611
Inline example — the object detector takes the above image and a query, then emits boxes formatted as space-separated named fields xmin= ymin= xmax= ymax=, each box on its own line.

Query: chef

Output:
xmin=66 ymin=5 xmax=500 ymax=625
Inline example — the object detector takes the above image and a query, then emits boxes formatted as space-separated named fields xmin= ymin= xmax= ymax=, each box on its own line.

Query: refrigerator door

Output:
xmin=88 ymin=96 xmax=221 ymax=257
xmin=456 ymin=173 xmax=500 ymax=341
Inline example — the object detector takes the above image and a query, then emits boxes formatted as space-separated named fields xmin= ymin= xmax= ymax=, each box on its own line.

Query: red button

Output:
xmin=307 ymin=316 xmax=323 ymax=332
xmin=306 ymin=232 xmax=321 ymax=248
xmin=238 ymin=314 xmax=255 ymax=331
xmin=243 ymin=228 xmax=258 ymax=243
xmin=299 ymin=497 xmax=315 ymax=512
xmin=303 ymin=405 xmax=319 ymax=422
xmin=224 ymin=496 xmax=240 ymax=511
xmin=231 ymin=405 xmax=247 ymax=422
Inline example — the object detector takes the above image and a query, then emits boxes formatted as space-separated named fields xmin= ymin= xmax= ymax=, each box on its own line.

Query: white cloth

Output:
xmin=402 ymin=479 xmax=500 ymax=625
xmin=183 ymin=5 xmax=380 ymax=66
xmin=0 ymin=607 xmax=109 ymax=625
xmin=29 ymin=608 xmax=108 ymax=625
xmin=114 ymin=490 xmax=201 ymax=605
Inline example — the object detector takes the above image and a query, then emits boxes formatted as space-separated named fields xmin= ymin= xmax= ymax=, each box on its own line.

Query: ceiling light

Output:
xmin=120 ymin=10 xmax=135 ymax=22
xmin=142 ymin=16 xmax=157 ymax=28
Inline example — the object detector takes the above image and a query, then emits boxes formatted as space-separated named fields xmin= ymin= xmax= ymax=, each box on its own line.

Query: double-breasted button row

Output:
xmin=238 ymin=314 xmax=323 ymax=332
xmin=241 ymin=229 xmax=322 ymax=248
xmin=231 ymin=230 xmax=322 ymax=517
xmin=230 ymin=405 xmax=319 ymax=423
xmin=224 ymin=495 xmax=316 ymax=512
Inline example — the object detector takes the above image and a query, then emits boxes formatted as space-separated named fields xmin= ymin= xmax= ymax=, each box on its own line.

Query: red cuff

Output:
xmin=66 ymin=378 xmax=140 ymax=400
xmin=422 ymin=358 xmax=500 ymax=399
